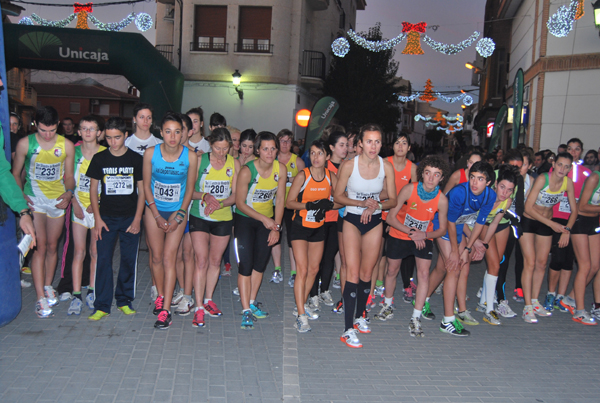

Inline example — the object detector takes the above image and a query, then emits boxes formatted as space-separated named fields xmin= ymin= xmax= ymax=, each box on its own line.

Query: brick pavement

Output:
xmin=1 ymin=240 xmax=600 ymax=403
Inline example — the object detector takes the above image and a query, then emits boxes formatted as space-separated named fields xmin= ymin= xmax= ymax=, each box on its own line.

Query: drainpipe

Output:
xmin=177 ymin=0 xmax=183 ymax=70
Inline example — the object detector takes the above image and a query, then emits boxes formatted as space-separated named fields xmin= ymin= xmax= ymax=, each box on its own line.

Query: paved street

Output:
xmin=1 ymin=240 xmax=599 ymax=403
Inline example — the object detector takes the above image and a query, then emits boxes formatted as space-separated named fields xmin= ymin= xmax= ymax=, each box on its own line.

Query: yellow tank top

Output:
xmin=192 ymin=153 xmax=235 ymax=222
xmin=284 ymin=153 xmax=299 ymax=200
xmin=24 ymin=134 xmax=68 ymax=199
xmin=74 ymin=144 xmax=106 ymax=208
xmin=236 ymin=160 xmax=280 ymax=218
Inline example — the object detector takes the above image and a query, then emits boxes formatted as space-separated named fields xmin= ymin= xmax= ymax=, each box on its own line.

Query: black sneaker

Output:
xmin=154 ymin=309 xmax=172 ymax=330
xmin=439 ymin=319 xmax=470 ymax=337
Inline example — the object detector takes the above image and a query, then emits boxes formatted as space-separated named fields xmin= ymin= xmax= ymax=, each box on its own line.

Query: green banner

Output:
xmin=512 ymin=68 xmax=524 ymax=148
xmin=489 ymin=104 xmax=508 ymax=153
xmin=304 ymin=96 xmax=339 ymax=146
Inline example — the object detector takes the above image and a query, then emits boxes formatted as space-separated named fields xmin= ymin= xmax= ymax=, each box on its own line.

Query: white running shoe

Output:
xmin=171 ymin=289 xmax=184 ymax=307
xmin=319 ymin=290 xmax=334 ymax=306
xmin=21 ymin=279 xmax=31 ymax=288
xmin=175 ymin=295 xmax=194 ymax=316
xmin=151 ymin=285 xmax=158 ymax=302
xmin=304 ymin=304 xmax=320 ymax=320
xmin=522 ymin=306 xmax=538 ymax=323
xmin=353 ymin=316 xmax=371 ymax=333
xmin=232 ymin=287 xmax=239 ymax=296
xmin=532 ymin=301 xmax=552 ymax=317
xmin=68 ymin=298 xmax=83 ymax=315
xmin=35 ymin=297 xmax=53 ymax=318
xmin=44 ymin=286 xmax=59 ymax=307
xmin=340 ymin=328 xmax=362 ymax=348
xmin=294 ymin=314 xmax=311 ymax=333
xmin=496 ymin=300 xmax=517 ymax=318
xmin=308 ymin=295 xmax=320 ymax=311
xmin=59 ymin=292 xmax=72 ymax=302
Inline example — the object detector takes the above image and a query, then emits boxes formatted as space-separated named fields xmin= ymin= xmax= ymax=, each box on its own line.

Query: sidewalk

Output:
xmin=1 ymin=242 xmax=599 ymax=403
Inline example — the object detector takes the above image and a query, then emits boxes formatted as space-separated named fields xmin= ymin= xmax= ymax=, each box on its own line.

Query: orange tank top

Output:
xmin=292 ymin=167 xmax=332 ymax=228
xmin=325 ymin=160 xmax=340 ymax=222
xmin=382 ymin=157 xmax=413 ymax=220
xmin=390 ymin=183 xmax=442 ymax=241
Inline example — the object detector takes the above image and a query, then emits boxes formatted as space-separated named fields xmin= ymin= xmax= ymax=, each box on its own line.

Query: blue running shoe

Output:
xmin=250 ymin=302 xmax=268 ymax=319
xmin=555 ymin=296 xmax=567 ymax=312
xmin=543 ymin=294 xmax=555 ymax=312
xmin=241 ymin=310 xmax=254 ymax=329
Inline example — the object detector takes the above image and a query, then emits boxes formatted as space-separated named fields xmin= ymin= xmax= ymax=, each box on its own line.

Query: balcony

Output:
xmin=190 ymin=42 xmax=229 ymax=53
xmin=155 ymin=44 xmax=174 ymax=63
xmin=307 ymin=0 xmax=330 ymax=11
xmin=301 ymin=50 xmax=326 ymax=80
xmin=234 ymin=42 xmax=273 ymax=54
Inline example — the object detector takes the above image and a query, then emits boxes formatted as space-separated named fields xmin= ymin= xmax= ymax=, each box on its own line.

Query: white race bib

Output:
xmin=204 ymin=180 xmax=230 ymax=200
xmin=404 ymin=214 xmax=430 ymax=231
xmin=252 ymin=188 xmax=276 ymax=203
xmin=305 ymin=210 xmax=317 ymax=222
xmin=34 ymin=162 xmax=60 ymax=182
xmin=538 ymin=193 xmax=561 ymax=207
xmin=455 ymin=212 xmax=478 ymax=225
xmin=558 ymin=196 xmax=578 ymax=214
xmin=105 ymin=175 xmax=134 ymax=195
xmin=154 ymin=180 xmax=181 ymax=203
xmin=78 ymin=173 xmax=99 ymax=194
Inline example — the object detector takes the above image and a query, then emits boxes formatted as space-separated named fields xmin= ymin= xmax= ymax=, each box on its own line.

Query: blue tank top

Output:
xmin=151 ymin=145 xmax=190 ymax=211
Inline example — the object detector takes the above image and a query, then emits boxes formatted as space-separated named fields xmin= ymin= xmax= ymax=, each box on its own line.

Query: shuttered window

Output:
xmin=237 ymin=6 xmax=272 ymax=53
xmin=193 ymin=6 xmax=227 ymax=51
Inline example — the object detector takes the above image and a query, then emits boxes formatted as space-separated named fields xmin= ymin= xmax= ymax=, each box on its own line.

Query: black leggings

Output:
xmin=496 ymin=229 xmax=524 ymax=301
xmin=400 ymin=255 xmax=415 ymax=289
xmin=234 ymin=214 xmax=273 ymax=277
xmin=310 ymin=221 xmax=338 ymax=297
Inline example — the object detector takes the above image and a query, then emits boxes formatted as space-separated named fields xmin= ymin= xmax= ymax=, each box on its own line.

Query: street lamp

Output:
xmin=232 ymin=70 xmax=243 ymax=100
xmin=465 ymin=62 xmax=483 ymax=74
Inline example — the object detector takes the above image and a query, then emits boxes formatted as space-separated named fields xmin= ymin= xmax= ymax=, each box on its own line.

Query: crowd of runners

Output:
xmin=13 ymin=103 xmax=600 ymax=349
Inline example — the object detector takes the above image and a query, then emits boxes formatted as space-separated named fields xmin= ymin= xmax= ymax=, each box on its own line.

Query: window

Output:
xmin=69 ymin=102 xmax=81 ymax=115
xmin=99 ymin=104 xmax=110 ymax=116
xmin=237 ymin=6 xmax=272 ymax=53
xmin=193 ymin=6 xmax=227 ymax=52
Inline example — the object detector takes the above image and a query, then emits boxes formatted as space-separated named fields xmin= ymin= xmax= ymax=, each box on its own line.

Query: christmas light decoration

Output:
xmin=347 ymin=30 xmax=406 ymax=52
xmin=30 ymin=13 xmax=76 ymax=28
xmin=476 ymin=38 xmax=495 ymax=58
xmin=575 ymin=0 xmax=585 ymax=20
xmin=547 ymin=0 xmax=578 ymax=38
xmin=414 ymin=114 xmax=433 ymax=122
xmin=89 ymin=13 xmax=135 ymax=31
xmin=422 ymin=31 xmax=480 ymax=55
xmin=419 ymin=79 xmax=437 ymax=102
xmin=332 ymin=37 xmax=350 ymax=57
xmin=463 ymin=95 xmax=473 ymax=106
xmin=135 ymin=13 xmax=153 ymax=32
xmin=19 ymin=17 xmax=34 ymax=25
xmin=435 ymin=92 xmax=465 ymax=103
xmin=74 ymin=2 xmax=92 ymax=29
xmin=401 ymin=21 xmax=426 ymax=55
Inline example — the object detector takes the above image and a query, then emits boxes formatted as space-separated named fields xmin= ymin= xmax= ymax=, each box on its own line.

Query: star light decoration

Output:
xmin=547 ymin=0 xmax=578 ymax=38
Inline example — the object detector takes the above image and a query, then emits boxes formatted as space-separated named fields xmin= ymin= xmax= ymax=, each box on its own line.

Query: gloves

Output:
xmin=306 ymin=199 xmax=333 ymax=212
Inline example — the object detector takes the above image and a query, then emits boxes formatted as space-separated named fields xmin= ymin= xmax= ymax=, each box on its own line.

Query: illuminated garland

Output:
xmin=435 ymin=92 xmax=465 ymax=103
xmin=422 ymin=32 xmax=480 ymax=55
xmin=89 ymin=13 xmax=135 ymax=31
xmin=398 ymin=94 xmax=420 ymax=102
xmin=28 ymin=13 xmax=76 ymax=27
xmin=18 ymin=17 xmax=34 ymax=25
xmin=347 ymin=29 xmax=407 ymax=52
xmin=547 ymin=0 xmax=578 ymax=38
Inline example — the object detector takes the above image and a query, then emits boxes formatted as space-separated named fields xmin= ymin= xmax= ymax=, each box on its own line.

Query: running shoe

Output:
xmin=353 ymin=316 xmax=371 ymax=333
xmin=414 ymin=300 xmax=435 ymax=321
xmin=435 ymin=282 xmax=443 ymax=295
xmin=409 ymin=317 xmax=424 ymax=338
xmin=440 ymin=319 xmax=470 ymax=337
xmin=543 ymin=294 xmax=555 ymax=312
xmin=241 ymin=310 xmax=254 ymax=330
xmin=232 ymin=287 xmax=240 ymax=296
xmin=374 ymin=285 xmax=385 ymax=297
xmin=332 ymin=275 xmax=341 ymax=289
xmin=476 ymin=287 xmax=482 ymax=299
xmin=308 ymin=295 xmax=320 ymax=311
xmin=475 ymin=302 xmax=487 ymax=312
xmin=88 ymin=310 xmax=109 ymax=321
xmin=410 ymin=280 xmax=417 ymax=294
xmin=554 ymin=296 xmax=567 ymax=312
xmin=222 ymin=263 xmax=232 ymax=277
xmin=340 ymin=328 xmax=362 ymax=348
xmin=288 ymin=274 xmax=296 ymax=288
xmin=67 ymin=298 xmax=82 ymax=315
xmin=35 ymin=298 xmax=53 ymax=318
xmin=153 ymin=295 xmax=164 ymax=315
xmin=171 ymin=289 xmax=184 ymax=307
xmin=154 ymin=310 xmax=172 ymax=330
xmin=21 ymin=266 xmax=31 ymax=275
xmin=591 ymin=304 xmax=600 ymax=320
xmin=192 ymin=308 xmax=205 ymax=327
xmin=204 ymin=301 xmax=223 ymax=317
xmin=560 ymin=297 xmax=576 ymax=315
xmin=175 ymin=296 xmax=194 ymax=316
xmin=21 ymin=279 xmax=31 ymax=288
xmin=332 ymin=299 xmax=344 ymax=314
xmin=304 ymin=304 xmax=320 ymax=320
xmin=483 ymin=310 xmax=501 ymax=325
xmin=294 ymin=314 xmax=311 ymax=333
xmin=250 ymin=302 xmax=268 ymax=318
xmin=496 ymin=300 xmax=517 ymax=318
xmin=269 ymin=269 xmax=283 ymax=284
xmin=151 ymin=285 xmax=158 ymax=302
xmin=59 ymin=292 xmax=72 ymax=302
xmin=532 ymin=301 xmax=552 ymax=317
xmin=572 ymin=310 xmax=597 ymax=326
xmin=457 ymin=310 xmax=479 ymax=325
xmin=361 ymin=310 xmax=371 ymax=324
xmin=319 ymin=290 xmax=334 ymax=306
xmin=86 ymin=291 xmax=95 ymax=310
xmin=365 ymin=294 xmax=376 ymax=312
xmin=403 ymin=287 xmax=413 ymax=303
xmin=380 ymin=297 xmax=394 ymax=308
xmin=44 ymin=286 xmax=59 ymax=307
xmin=522 ymin=306 xmax=538 ymax=323
xmin=513 ymin=288 xmax=524 ymax=303
xmin=118 ymin=305 xmax=136 ymax=315
xmin=374 ymin=303 xmax=394 ymax=321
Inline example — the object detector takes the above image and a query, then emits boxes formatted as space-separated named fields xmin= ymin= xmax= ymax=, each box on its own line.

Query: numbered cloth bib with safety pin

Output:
xmin=235 ymin=159 xmax=279 ymax=219
xmin=192 ymin=153 xmax=235 ymax=222
xmin=390 ymin=184 xmax=441 ymax=241
xmin=24 ymin=134 xmax=67 ymax=199
xmin=74 ymin=144 xmax=106 ymax=208
xmin=150 ymin=145 xmax=190 ymax=212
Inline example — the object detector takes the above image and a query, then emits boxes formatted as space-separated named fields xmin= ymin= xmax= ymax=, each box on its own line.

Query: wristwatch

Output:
xmin=482 ymin=243 xmax=489 ymax=250
xmin=377 ymin=202 xmax=383 ymax=210
xmin=465 ymin=246 xmax=472 ymax=253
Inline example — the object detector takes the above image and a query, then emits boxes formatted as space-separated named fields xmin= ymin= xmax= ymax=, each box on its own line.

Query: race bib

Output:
xmin=558 ymin=196 xmax=578 ymax=213
xmin=252 ymin=188 xmax=276 ymax=203
xmin=105 ymin=175 xmax=134 ymax=195
xmin=205 ymin=180 xmax=230 ymax=200
xmin=455 ymin=212 xmax=478 ymax=225
xmin=154 ymin=180 xmax=181 ymax=203
xmin=538 ymin=193 xmax=561 ymax=207
xmin=305 ymin=210 xmax=318 ymax=223
xmin=77 ymin=173 xmax=100 ymax=194
xmin=34 ymin=162 xmax=60 ymax=182
xmin=404 ymin=214 xmax=429 ymax=231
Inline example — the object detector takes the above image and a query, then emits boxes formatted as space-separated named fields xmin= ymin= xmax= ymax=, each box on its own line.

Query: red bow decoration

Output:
xmin=74 ymin=2 xmax=93 ymax=13
xmin=402 ymin=22 xmax=427 ymax=33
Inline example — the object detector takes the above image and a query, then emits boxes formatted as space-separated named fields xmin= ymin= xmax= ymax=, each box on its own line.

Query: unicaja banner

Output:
xmin=512 ymin=68 xmax=524 ymax=148
xmin=304 ymin=96 xmax=339 ymax=146
xmin=489 ymin=104 xmax=508 ymax=153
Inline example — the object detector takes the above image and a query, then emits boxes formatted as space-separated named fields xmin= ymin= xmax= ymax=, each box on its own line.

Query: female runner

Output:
xmin=287 ymin=140 xmax=336 ymax=332
xmin=334 ymin=124 xmax=396 ymax=348
xmin=235 ymin=132 xmax=287 ymax=329
xmin=227 ymin=126 xmax=241 ymax=159
xmin=143 ymin=113 xmax=197 ymax=329
xmin=189 ymin=128 xmax=240 ymax=327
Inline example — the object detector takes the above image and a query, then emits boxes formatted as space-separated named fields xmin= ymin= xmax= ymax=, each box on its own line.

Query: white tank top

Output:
xmin=345 ymin=156 xmax=385 ymax=216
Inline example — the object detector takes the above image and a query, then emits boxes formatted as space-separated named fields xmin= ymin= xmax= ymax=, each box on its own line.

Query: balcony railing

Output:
xmin=190 ymin=42 xmax=229 ymax=53
xmin=234 ymin=43 xmax=273 ymax=54
xmin=155 ymin=44 xmax=174 ymax=63
xmin=301 ymin=50 xmax=326 ymax=80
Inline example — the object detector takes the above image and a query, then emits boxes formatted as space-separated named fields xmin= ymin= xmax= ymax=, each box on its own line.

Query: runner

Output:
xmin=188 ymin=128 xmax=240 ymax=328
xmin=234 ymin=131 xmax=287 ymax=329
xmin=143 ymin=113 xmax=197 ymax=329
xmin=287 ymin=140 xmax=336 ymax=332
xmin=12 ymin=106 xmax=75 ymax=318
xmin=380 ymin=156 xmax=450 ymax=338
xmin=334 ymin=124 xmax=397 ymax=348
xmin=520 ymin=152 xmax=577 ymax=323
xmin=125 ymin=103 xmax=162 ymax=156
xmin=228 ymin=126 xmax=241 ymax=159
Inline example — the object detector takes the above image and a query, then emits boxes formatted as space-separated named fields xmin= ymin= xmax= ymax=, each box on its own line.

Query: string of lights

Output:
xmin=422 ymin=32 xmax=480 ymax=55
xmin=12 ymin=0 xmax=149 ymax=6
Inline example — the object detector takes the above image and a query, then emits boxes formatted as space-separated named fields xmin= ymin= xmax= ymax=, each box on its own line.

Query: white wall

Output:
xmin=546 ymin=3 xmax=600 ymax=57
xmin=509 ymin=0 xmax=537 ymax=79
